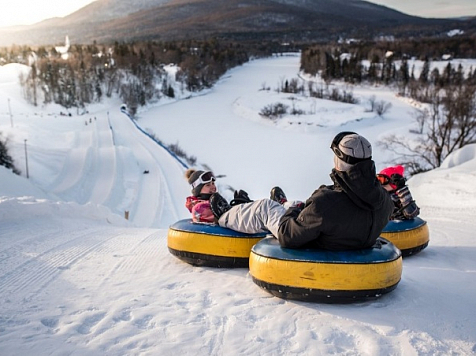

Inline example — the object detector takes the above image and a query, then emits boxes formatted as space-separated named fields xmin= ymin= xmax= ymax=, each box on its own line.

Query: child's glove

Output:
xmin=390 ymin=174 xmax=406 ymax=190
xmin=396 ymin=186 xmax=420 ymax=219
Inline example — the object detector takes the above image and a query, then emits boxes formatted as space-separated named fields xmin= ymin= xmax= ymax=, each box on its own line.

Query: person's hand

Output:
xmin=230 ymin=189 xmax=253 ymax=206
xmin=234 ymin=190 xmax=252 ymax=202
xmin=391 ymin=174 xmax=406 ymax=189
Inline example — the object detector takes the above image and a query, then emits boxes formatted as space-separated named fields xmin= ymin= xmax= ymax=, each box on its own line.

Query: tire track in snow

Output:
xmin=97 ymin=229 xmax=162 ymax=288
xmin=0 ymin=226 xmax=121 ymax=298
xmin=0 ymin=225 xmax=74 ymax=276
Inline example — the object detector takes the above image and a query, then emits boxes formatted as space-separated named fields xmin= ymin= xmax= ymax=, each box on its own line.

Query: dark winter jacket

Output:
xmin=277 ymin=160 xmax=394 ymax=250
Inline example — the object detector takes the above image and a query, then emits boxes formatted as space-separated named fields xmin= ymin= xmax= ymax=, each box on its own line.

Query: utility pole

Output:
xmin=24 ymin=139 xmax=29 ymax=178
xmin=8 ymin=98 xmax=13 ymax=127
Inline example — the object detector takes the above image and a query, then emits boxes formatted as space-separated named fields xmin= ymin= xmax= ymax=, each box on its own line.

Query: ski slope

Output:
xmin=30 ymin=105 xmax=189 ymax=228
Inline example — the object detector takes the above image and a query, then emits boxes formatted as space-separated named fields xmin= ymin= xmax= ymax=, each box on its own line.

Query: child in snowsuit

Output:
xmin=377 ymin=165 xmax=420 ymax=220
xmin=185 ymin=169 xmax=217 ymax=223
xmin=185 ymin=169 xmax=297 ymax=227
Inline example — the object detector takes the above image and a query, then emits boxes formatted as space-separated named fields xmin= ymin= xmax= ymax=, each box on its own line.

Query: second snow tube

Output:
xmin=168 ymin=219 xmax=268 ymax=268
xmin=380 ymin=217 xmax=429 ymax=257
xmin=249 ymin=237 xmax=402 ymax=303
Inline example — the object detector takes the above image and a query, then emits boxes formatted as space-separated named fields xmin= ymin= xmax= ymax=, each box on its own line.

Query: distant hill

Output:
xmin=0 ymin=0 xmax=475 ymax=46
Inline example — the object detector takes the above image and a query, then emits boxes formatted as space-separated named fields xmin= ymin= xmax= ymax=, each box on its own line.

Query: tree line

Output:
xmin=300 ymin=36 xmax=476 ymax=175
xmin=300 ymin=37 xmax=476 ymax=86
xmin=4 ymin=39 xmax=289 ymax=117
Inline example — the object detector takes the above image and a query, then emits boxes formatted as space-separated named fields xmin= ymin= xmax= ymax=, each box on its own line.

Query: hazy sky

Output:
xmin=0 ymin=0 xmax=475 ymax=28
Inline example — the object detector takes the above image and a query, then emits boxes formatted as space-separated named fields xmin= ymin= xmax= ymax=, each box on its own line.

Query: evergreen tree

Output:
xmin=0 ymin=137 xmax=20 ymax=175
xmin=419 ymin=58 xmax=430 ymax=83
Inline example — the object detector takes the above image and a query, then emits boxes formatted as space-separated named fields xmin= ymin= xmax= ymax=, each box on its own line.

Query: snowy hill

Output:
xmin=1 ymin=55 xmax=476 ymax=355
xmin=0 ymin=0 xmax=463 ymax=46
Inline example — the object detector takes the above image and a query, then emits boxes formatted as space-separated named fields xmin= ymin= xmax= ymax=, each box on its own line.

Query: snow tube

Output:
xmin=249 ymin=237 xmax=402 ymax=303
xmin=167 ymin=219 xmax=268 ymax=268
xmin=380 ymin=217 xmax=429 ymax=257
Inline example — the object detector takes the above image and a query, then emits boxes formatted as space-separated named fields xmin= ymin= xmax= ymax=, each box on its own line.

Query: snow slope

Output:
xmin=1 ymin=55 xmax=476 ymax=355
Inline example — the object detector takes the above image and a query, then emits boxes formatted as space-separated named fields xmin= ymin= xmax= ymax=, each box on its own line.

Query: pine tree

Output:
xmin=0 ymin=137 xmax=20 ymax=175
xmin=419 ymin=58 xmax=430 ymax=83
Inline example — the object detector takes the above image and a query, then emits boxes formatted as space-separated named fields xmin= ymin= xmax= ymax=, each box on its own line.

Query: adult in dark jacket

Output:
xmin=210 ymin=131 xmax=394 ymax=251
xmin=278 ymin=131 xmax=394 ymax=250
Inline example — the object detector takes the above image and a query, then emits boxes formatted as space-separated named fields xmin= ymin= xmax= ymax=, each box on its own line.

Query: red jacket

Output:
xmin=185 ymin=196 xmax=215 ymax=223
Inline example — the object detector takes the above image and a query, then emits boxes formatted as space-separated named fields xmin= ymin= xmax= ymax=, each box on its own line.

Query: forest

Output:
xmin=2 ymin=39 xmax=293 ymax=117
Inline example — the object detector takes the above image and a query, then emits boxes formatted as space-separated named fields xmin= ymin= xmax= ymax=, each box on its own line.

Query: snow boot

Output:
xmin=270 ymin=186 xmax=287 ymax=205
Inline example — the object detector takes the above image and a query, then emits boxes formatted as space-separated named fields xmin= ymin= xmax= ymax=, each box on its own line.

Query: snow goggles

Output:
xmin=377 ymin=174 xmax=391 ymax=185
xmin=191 ymin=171 xmax=215 ymax=189
xmin=330 ymin=131 xmax=371 ymax=164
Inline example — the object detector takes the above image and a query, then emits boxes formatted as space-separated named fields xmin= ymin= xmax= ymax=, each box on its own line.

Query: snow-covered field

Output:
xmin=1 ymin=54 xmax=476 ymax=355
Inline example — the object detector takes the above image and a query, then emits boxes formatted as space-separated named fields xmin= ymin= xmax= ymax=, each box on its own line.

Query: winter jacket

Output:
xmin=278 ymin=160 xmax=394 ymax=250
xmin=185 ymin=196 xmax=215 ymax=223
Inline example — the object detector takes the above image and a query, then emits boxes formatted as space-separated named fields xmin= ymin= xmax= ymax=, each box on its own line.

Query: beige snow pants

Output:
xmin=218 ymin=198 xmax=286 ymax=237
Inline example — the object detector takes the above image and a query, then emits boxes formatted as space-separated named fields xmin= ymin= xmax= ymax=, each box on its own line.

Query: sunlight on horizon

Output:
xmin=0 ymin=0 xmax=96 ymax=27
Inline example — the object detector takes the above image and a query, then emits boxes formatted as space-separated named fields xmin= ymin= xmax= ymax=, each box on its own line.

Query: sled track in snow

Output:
xmin=0 ymin=226 xmax=123 ymax=299
xmin=97 ymin=229 xmax=162 ymax=288
xmin=109 ymin=111 xmax=184 ymax=228
xmin=48 ymin=114 xmax=117 ymax=206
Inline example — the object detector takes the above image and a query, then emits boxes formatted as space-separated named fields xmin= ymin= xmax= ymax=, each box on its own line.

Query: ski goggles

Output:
xmin=191 ymin=171 xmax=215 ymax=189
xmin=377 ymin=174 xmax=391 ymax=185
xmin=330 ymin=131 xmax=371 ymax=164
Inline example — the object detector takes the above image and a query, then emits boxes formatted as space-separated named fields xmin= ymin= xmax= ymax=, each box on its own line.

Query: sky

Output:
xmin=1 ymin=54 xmax=476 ymax=354
xmin=0 ymin=0 xmax=475 ymax=28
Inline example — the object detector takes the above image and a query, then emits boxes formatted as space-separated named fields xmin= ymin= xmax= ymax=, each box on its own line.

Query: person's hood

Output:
xmin=331 ymin=160 xmax=388 ymax=211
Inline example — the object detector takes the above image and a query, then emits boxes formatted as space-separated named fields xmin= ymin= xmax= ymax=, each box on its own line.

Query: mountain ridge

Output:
xmin=0 ymin=0 xmax=474 ymax=46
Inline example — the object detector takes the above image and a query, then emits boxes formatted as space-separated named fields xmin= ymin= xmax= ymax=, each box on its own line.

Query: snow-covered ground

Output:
xmin=1 ymin=55 xmax=476 ymax=355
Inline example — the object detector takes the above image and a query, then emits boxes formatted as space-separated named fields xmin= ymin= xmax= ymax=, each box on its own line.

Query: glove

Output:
xmin=402 ymin=202 xmax=420 ymax=219
xmin=390 ymin=174 xmax=406 ymax=189
xmin=395 ymin=186 xmax=420 ymax=219
xmin=230 ymin=190 xmax=253 ymax=206
xmin=396 ymin=186 xmax=412 ymax=206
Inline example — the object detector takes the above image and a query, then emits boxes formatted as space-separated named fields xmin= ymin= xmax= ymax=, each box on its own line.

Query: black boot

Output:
xmin=270 ymin=186 xmax=287 ymax=204
xmin=210 ymin=193 xmax=231 ymax=219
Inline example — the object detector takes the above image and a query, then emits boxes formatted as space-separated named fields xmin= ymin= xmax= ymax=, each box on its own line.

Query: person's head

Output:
xmin=330 ymin=131 xmax=372 ymax=172
xmin=377 ymin=165 xmax=405 ymax=191
xmin=185 ymin=169 xmax=216 ymax=196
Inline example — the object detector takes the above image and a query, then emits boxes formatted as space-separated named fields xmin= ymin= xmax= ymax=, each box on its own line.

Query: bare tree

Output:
xmin=374 ymin=100 xmax=392 ymax=116
xmin=367 ymin=95 xmax=376 ymax=112
xmin=380 ymin=84 xmax=476 ymax=174
xmin=259 ymin=103 xmax=288 ymax=120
